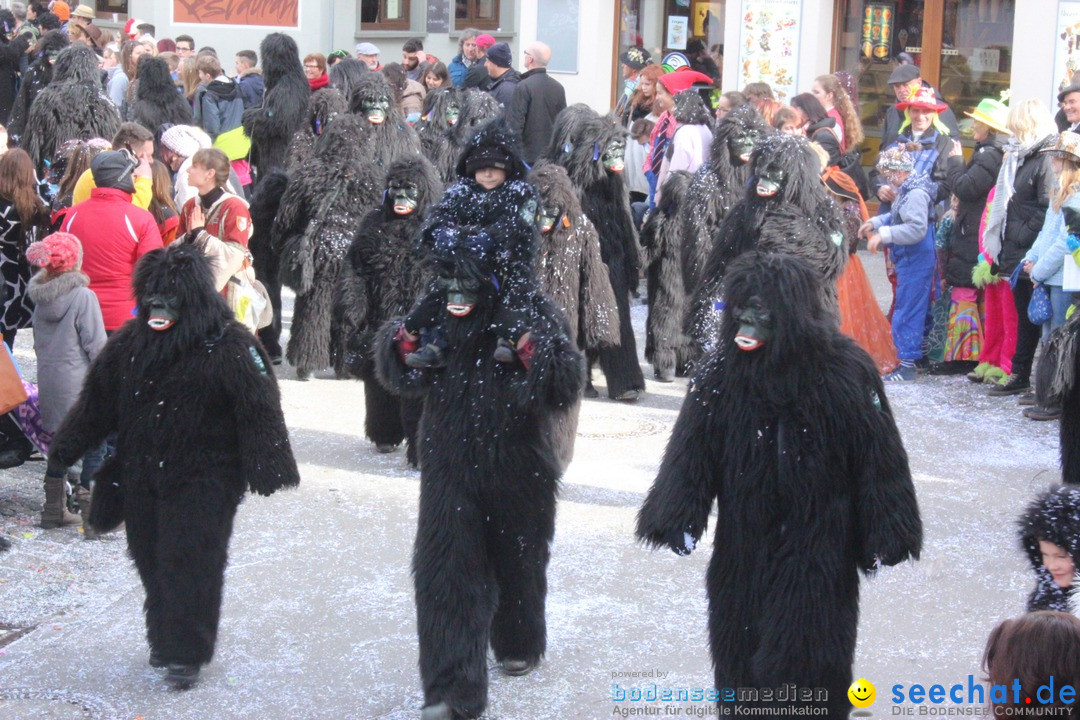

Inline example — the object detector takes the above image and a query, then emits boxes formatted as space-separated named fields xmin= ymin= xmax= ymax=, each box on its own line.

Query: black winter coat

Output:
xmin=487 ymin=68 xmax=520 ymax=108
xmin=807 ymin=117 xmax=842 ymax=167
xmin=505 ymin=69 xmax=567 ymax=164
xmin=944 ymin=136 xmax=1003 ymax=287
xmin=1000 ymin=136 xmax=1054 ymax=275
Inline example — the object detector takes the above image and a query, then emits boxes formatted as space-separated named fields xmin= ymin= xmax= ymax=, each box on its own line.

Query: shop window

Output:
xmin=456 ymin=0 xmax=500 ymax=31
xmin=95 ymin=0 xmax=128 ymax=18
xmin=833 ymin=0 xmax=1014 ymax=148
xmin=361 ymin=0 xmax=411 ymax=30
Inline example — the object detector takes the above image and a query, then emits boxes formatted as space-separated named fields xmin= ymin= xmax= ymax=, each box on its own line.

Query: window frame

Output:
xmin=455 ymin=0 xmax=500 ymax=31
xmin=360 ymin=0 xmax=411 ymax=31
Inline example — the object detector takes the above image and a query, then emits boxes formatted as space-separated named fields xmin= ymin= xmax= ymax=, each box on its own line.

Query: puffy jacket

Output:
xmin=448 ymin=53 xmax=470 ymax=87
xmin=237 ymin=70 xmax=264 ymax=110
xmin=59 ymin=188 xmax=164 ymax=330
xmin=1024 ymin=194 xmax=1080 ymax=286
xmin=943 ymin=135 xmax=1003 ymax=287
xmin=505 ymin=68 xmax=567 ymax=165
xmin=198 ymin=77 xmax=245 ymax=141
xmin=999 ymin=135 xmax=1054 ymax=275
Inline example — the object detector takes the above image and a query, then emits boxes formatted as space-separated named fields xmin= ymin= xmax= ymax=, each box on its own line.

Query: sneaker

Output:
xmin=1018 ymin=392 xmax=1037 ymax=407
xmin=420 ymin=703 xmax=455 ymax=720
xmin=988 ymin=375 xmax=1031 ymax=396
xmin=613 ymin=389 xmax=641 ymax=401
xmin=493 ymin=338 xmax=516 ymax=363
xmin=883 ymin=365 xmax=917 ymax=382
xmin=1023 ymin=405 xmax=1063 ymax=421
xmin=983 ymin=366 xmax=1008 ymax=385
xmin=405 ymin=343 xmax=446 ymax=369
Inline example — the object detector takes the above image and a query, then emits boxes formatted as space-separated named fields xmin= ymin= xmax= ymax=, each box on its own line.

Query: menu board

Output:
xmin=1054 ymin=1 xmax=1080 ymax=103
xmin=861 ymin=2 xmax=895 ymax=62
xmin=737 ymin=0 xmax=800 ymax=100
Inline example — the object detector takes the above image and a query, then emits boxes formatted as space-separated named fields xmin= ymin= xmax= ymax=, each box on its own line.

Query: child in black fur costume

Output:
xmin=400 ymin=120 xmax=539 ymax=370
xmin=7 ymin=29 xmax=68 ymax=145
xmin=641 ymin=169 xmax=695 ymax=382
xmin=274 ymin=114 xmax=385 ymax=379
xmin=690 ymin=133 xmax=847 ymax=350
xmin=349 ymin=72 xmax=422 ymax=171
xmin=129 ymin=56 xmax=193 ymax=134
xmin=22 ymin=44 xmax=120 ymax=173
xmin=334 ymin=155 xmax=443 ymax=464
xmin=375 ymin=185 xmax=584 ymax=720
xmin=1018 ymin=485 xmax=1080 ymax=611
xmin=637 ymin=251 xmax=922 ymax=718
xmin=47 ymin=244 xmax=299 ymax=689
xmin=679 ymin=103 xmax=770 ymax=302
xmin=243 ymin=33 xmax=309 ymax=179
xmin=285 ymin=86 xmax=348 ymax=171
xmin=544 ymin=104 xmax=645 ymax=401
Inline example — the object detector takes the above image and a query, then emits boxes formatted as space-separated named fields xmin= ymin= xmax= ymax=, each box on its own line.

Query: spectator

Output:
xmin=355 ymin=41 xmax=380 ymax=71
xmin=303 ymin=52 xmax=328 ymax=91
xmin=981 ymin=99 xmax=1056 ymax=397
xmin=0 ymin=148 xmax=49 ymax=347
xmin=811 ymin=74 xmax=862 ymax=154
xmin=463 ymin=33 xmax=494 ymax=90
xmin=879 ymin=64 xmax=960 ymax=151
xmin=505 ymin=41 xmax=566 ymax=165
xmin=69 ymin=3 xmax=93 ymax=31
xmin=52 ymin=1 xmax=69 ymax=25
xmin=614 ymin=45 xmax=650 ymax=121
xmin=620 ymin=63 xmax=663 ymax=128
xmin=37 ymin=11 xmax=59 ymax=32
xmin=59 ymin=149 xmax=163 ymax=332
xmin=51 ymin=138 xmax=109 ymax=212
xmin=402 ymin=37 xmax=429 ymax=82
xmin=860 ymin=147 xmax=938 ymax=382
xmin=148 ymin=160 xmax=178 ymax=245
xmin=1058 ymin=82 xmax=1080 ymax=133
xmin=108 ymin=39 xmax=146 ymax=108
xmin=643 ymin=76 xmax=676 ymax=209
xmin=627 ymin=117 xmax=653 ymax=216
xmin=983 ymin=612 xmax=1080 ymax=717
xmin=685 ymin=38 xmax=719 ymax=82
xmin=773 ymin=106 xmax=803 ymax=135
xmin=742 ymin=81 xmax=774 ymax=114
xmin=195 ymin=54 xmax=243 ymax=141
xmin=715 ymin=90 xmax=746 ymax=121
xmin=382 ymin=62 xmax=425 ymax=121
xmin=179 ymin=56 xmax=200 ymax=106
xmin=484 ymin=42 xmax=519 ymax=108
xmin=234 ymin=49 xmax=264 ymax=109
xmin=12 ymin=2 xmax=39 ymax=43
xmin=156 ymin=37 xmax=175 ymax=54
xmin=72 ymin=122 xmax=154 ymax=208
xmin=448 ymin=28 xmax=480 ymax=87
xmin=870 ymin=86 xmax=958 ymax=207
xmin=327 ymin=48 xmax=349 ymax=66
xmin=757 ymin=98 xmax=783 ymax=126
xmin=160 ymin=124 xmax=241 ymax=209
xmin=422 ymin=60 xmax=451 ymax=91
xmin=174 ymin=33 xmax=194 ymax=60
xmin=791 ymin=93 xmax=842 ymax=166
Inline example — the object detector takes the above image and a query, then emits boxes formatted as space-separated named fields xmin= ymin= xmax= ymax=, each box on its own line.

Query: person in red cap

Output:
xmin=463 ymin=32 xmax=495 ymax=90
xmin=655 ymin=73 xmax=714 ymax=204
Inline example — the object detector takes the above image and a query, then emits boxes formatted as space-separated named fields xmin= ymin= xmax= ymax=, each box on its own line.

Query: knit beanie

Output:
xmin=90 ymin=150 xmax=137 ymax=193
xmin=27 ymin=232 xmax=82 ymax=274
xmin=464 ymin=145 xmax=513 ymax=176
xmin=51 ymin=1 xmax=70 ymax=22
xmin=160 ymin=125 xmax=207 ymax=159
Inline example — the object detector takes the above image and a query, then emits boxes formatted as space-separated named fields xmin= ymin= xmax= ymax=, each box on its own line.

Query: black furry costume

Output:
xmin=48 ymin=244 xmax=299 ymax=681
xmin=129 ymin=56 xmax=193 ymax=134
xmin=274 ymin=114 xmax=385 ymax=376
xmin=418 ymin=89 xmax=501 ymax=185
xmin=248 ymin=169 xmax=290 ymax=361
xmin=285 ymin=87 xmax=348 ymax=171
xmin=679 ymin=104 xmax=769 ymax=302
xmin=374 ymin=175 xmax=584 ymax=719
xmin=690 ymin=133 xmax=847 ymax=350
xmin=327 ymin=58 xmax=368 ymax=109
xmin=335 ymin=155 xmax=443 ymax=464
xmin=636 ymin=252 xmax=922 ymax=718
xmin=21 ymin=44 xmax=120 ymax=173
xmin=7 ymin=29 xmax=69 ymax=145
xmin=243 ymin=33 xmax=309 ymax=178
xmin=1018 ymin=485 xmax=1080 ymax=612
xmin=544 ymin=104 xmax=644 ymax=400
xmin=1036 ymin=306 xmax=1080 ymax=484
xmin=641 ymin=169 xmax=695 ymax=380
xmin=348 ymin=72 xmax=422 ymax=171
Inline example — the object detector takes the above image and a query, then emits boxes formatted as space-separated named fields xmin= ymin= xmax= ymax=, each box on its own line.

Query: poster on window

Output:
xmin=738 ymin=0 xmax=800 ymax=100
xmin=860 ymin=2 xmax=895 ymax=62
xmin=172 ymin=0 xmax=298 ymax=28
xmin=1054 ymin=1 xmax=1080 ymax=104
xmin=667 ymin=16 xmax=689 ymax=50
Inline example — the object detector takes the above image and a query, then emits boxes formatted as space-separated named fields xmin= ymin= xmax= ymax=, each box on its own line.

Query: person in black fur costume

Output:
xmin=335 ymin=155 xmax=443 ymax=464
xmin=47 ymin=244 xmax=299 ymax=689
xmin=637 ymin=251 xmax=922 ymax=718
xmin=1037 ymin=293 xmax=1080 ymax=483
xmin=641 ymin=169 xmax=695 ymax=382
xmin=248 ymin=169 xmax=290 ymax=363
xmin=349 ymin=72 xmax=422 ymax=171
xmin=1018 ymin=485 xmax=1080 ymax=612
xmin=243 ymin=33 xmax=308 ymax=180
xmin=274 ymin=114 xmax=385 ymax=379
xmin=328 ymin=57 xmax=368 ymax=109
xmin=285 ymin=86 xmax=348 ymax=171
xmin=690 ymin=133 xmax=847 ymax=351
xmin=21 ymin=44 xmax=120 ymax=173
xmin=7 ymin=28 xmax=67 ymax=144
xmin=374 ymin=182 xmax=584 ymax=720
xmin=418 ymin=88 xmax=500 ymax=185
xmin=679 ymin=103 xmax=770 ymax=307
xmin=544 ymin=104 xmax=644 ymax=401
xmin=129 ymin=56 xmax=193 ymax=134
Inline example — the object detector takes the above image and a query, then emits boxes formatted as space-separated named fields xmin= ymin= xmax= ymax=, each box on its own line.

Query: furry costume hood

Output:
xmin=746 ymin=134 xmax=828 ymax=211
xmin=306 ymin=87 xmax=348 ymax=136
xmin=135 ymin=57 xmax=176 ymax=101
xmin=455 ymin=119 xmax=529 ymax=182
xmin=382 ymin=155 xmax=443 ymax=220
xmin=348 ymin=72 xmax=398 ymax=120
xmin=260 ymin=32 xmax=306 ymax=91
xmin=673 ymin=90 xmax=714 ymax=128
xmin=1019 ymin=485 xmax=1080 ymax=612
xmin=328 ymin=58 xmax=368 ymax=108
xmin=51 ymin=43 xmax=99 ymax=84
xmin=454 ymin=89 xmax=501 ymax=144
xmin=420 ymin=87 xmax=460 ymax=133
xmin=711 ymin=103 xmax=770 ymax=167
xmin=32 ymin=29 xmax=69 ymax=62
xmin=544 ymin=104 xmax=625 ymax=188
xmin=528 ymin=160 xmax=581 ymax=217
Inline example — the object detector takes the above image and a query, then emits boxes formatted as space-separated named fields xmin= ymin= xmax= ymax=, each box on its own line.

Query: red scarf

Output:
xmin=308 ymin=73 xmax=329 ymax=91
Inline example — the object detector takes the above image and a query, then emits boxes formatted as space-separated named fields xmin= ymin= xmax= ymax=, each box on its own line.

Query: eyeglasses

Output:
xmin=524 ymin=51 xmax=533 ymax=58
xmin=304 ymin=64 xmax=320 ymax=69
xmin=176 ymin=46 xmax=192 ymax=52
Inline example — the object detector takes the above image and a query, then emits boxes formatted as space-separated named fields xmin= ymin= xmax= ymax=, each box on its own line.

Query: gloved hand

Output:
xmin=664 ymin=527 xmax=696 ymax=557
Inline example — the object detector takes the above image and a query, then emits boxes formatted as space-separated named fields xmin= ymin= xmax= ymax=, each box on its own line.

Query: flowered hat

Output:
xmin=965 ymin=98 xmax=1010 ymax=134
xmin=877 ymin=146 xmax=914 ymax=172
xmin=897 ymin=86 xmax=947 ymax=113
xmin=619 ymin=45 xmax=651 ymax=71
xmin=1040 ymin=131 xmax=1080 ymax=164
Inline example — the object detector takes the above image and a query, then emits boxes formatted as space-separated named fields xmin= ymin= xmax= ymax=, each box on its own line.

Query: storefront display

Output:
xmin=737 ymin=0 xmax=801 ymax=100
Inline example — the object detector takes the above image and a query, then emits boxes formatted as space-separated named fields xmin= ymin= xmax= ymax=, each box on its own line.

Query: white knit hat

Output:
xmin=159 ymin=125 xmax=209 ymax=159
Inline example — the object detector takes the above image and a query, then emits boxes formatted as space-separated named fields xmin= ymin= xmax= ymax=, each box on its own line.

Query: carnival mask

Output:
xmin=732 ymin=299 xmax=772 ymax=352
xmin=539 ymin=204 xmax=562 ymax=234
xmin=438 ymin=275 xmax=481 ymax=317
xmin=361 ymin=97 xmax=390 ymax=125
xmin=602 ymin=139 xmax=626 ymax=173
xmin=388 ymin=182 xmax=420 ymax=215
xmin=445 ymin=103 xmax=460 ymax=126
xmin=145 ymin=294 xmax=179 ymax=332
xmin=730 ymin=128 xmax=759 ymax=164
xmin=755 ymin=163 xmax=785 ymax=198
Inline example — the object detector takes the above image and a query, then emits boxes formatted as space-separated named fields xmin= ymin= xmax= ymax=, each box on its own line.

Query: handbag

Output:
xmin=1028 ymin=283 xmax=1052 ymax=325
xmin=0 ymin=337 xmax=27 ymax=414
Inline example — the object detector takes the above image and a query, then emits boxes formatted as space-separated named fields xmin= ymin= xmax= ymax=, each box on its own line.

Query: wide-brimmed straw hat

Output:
xmin=1040 ymin=131 xmax=1080 ymax=163
xmin=964 ymin=98 xmax=1010 ymax=134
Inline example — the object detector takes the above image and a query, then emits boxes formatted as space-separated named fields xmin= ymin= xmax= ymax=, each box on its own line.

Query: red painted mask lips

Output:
xmin=734 ymin=334 xmax=763 ymax=351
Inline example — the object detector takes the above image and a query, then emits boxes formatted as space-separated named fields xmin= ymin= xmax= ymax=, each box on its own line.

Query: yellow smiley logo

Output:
xmin=848 ymin=678 xmax=876 ymax=708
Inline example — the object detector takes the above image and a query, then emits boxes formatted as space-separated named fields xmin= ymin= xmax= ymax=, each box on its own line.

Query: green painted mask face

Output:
xmin=730 ymin=128 xmax=759 ymax=164
xmin=145 ymin=295 xmax=179 ymax=332
xmin=755 ymin=163 xmax=785 ymax=198
xmin=438 ymin=275 xmax=481 ymax=317
xmin=445 ymin=103 xmax=460 ymax=126
xmin=362 ymin=97 xmax=390 ymax=125
xmin=539 ymin=204 xmax=561 ymax=234
xmin=389 ymin=183 xmax=420 ymax=215
xmin=733 ymin=300 xmax=772 ymax=352
xmin=602 ymin=139 xmax=626 ymax=173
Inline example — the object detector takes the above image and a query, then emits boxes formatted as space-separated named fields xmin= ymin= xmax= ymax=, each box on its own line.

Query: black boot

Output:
xmin=165 ymin=663 xmax=200 ymax=689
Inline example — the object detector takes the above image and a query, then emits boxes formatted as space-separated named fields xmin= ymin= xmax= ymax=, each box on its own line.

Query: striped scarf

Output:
xmin=647 ymin=111 xmax=676 ymax=176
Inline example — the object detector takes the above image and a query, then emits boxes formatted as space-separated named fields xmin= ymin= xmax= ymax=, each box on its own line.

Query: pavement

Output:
xmin=0 ymin=252 xmax=1062 ymax=720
